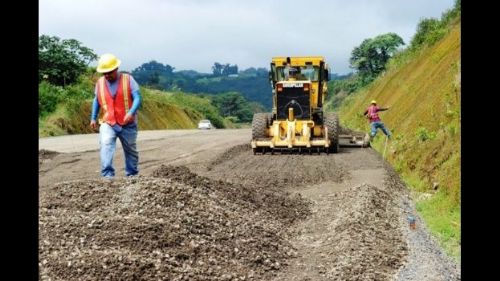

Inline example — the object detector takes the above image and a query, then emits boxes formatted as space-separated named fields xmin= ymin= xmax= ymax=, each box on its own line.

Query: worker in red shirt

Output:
xmin=364 ymin=100 xmax=391 ymax=140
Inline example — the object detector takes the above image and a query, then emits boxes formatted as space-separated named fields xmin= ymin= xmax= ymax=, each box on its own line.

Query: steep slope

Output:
xmin=338 ymin=21 xmax=460 ymax=257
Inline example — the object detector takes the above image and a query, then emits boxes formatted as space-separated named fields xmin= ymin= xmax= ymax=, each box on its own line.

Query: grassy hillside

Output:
xmin=39 ymin=85 xmax=228 ymax=137
xmin=337 ymin=21 xmax=460 ymax=259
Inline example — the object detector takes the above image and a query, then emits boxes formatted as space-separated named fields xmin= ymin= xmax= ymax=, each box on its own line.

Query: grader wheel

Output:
xmin=252 ymin=113 xmax=269 ymax=139
xmin=325 ymin=113 xmax=340 ymax=153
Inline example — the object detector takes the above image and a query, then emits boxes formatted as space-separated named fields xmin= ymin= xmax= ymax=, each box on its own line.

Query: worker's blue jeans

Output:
xmin=99 ymin=122 xmax=139 ymax=178
xmin=370 ymin=121 xmax=391 ymax=138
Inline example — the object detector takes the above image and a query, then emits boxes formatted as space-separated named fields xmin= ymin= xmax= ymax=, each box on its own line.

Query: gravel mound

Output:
xmin=206 ymin=145 xmax=348 ymax=190
xmin=208 ymin=144 xmax=251 ymax=169
xmin=39 ymin=165 xmax=311 ymax=280
xmin=324 ymin=183 xmax=408 ymax=280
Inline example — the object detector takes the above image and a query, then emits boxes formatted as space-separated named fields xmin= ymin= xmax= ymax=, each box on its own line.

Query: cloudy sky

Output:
xmin=39 ymin=0 xmax=455 ymax=75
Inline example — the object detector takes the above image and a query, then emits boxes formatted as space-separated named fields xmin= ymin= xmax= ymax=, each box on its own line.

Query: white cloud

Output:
xmin=39 ymin=0 xmax=455 ymax=74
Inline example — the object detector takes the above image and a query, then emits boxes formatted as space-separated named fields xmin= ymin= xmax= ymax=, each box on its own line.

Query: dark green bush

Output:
xmin=39 ymin=81 xmax=64 ymax=117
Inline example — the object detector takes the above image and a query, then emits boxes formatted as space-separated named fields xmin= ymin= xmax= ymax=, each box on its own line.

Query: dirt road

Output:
xmin=39 ymin=129 xmax=460 ymax=280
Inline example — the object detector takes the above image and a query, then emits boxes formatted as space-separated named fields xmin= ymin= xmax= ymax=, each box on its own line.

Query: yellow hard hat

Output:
xmin=371 ymin=100 xmax=377 ymax=104
xmin=96 ymin=53 xmax=121 ymax=73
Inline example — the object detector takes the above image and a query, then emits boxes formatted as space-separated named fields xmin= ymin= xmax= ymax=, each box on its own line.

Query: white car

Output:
xmin=198 ymin=119 xmax=213 ymax=129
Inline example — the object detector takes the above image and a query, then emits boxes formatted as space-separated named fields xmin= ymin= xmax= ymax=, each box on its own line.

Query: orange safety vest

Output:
xmin=96 ymin=73 xmax=133 ymax=126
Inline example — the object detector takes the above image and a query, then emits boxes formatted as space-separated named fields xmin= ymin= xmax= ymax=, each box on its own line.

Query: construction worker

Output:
xmin=90 ymin=53 xmax=142 ymax=178
xmin=364 ymin=100 xmax=391 ymax=140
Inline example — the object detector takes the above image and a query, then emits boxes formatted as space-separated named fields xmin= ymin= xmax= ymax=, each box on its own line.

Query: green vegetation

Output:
xmin=416 ymin=190 xmax=461 ymax=261
xmin=211 ymin=62 xmax=238 ymax=76
xmin=327 ymin=73 xmax=358 ymax=107
xmin=159 ymin=90 xmax=225 ymax=128
xmin=336 ymin=1 xmax=461 ymax=259
xmin=38 ymin=56 xmax=236 ymax=136
xmin=38 ymin=80 xmax=228 ymax=137
xmin=131 ymin=61 xmax=272 ymax=109
xmin=38 ymin=35 xmax=261 ymax=136
xmin=409 ymin=0 xmax=460 ymax=51
xmin=388 ymin=0 xmax=461 ymax=70
xmin=133 ymin=89 xmax=209 ymax=131
xmin=211 ymin=92 xmax=255 ymax=123
xmin=39 ymin=70 xmax=98 ymax=136
xmin=326 ymin=33 xmax=405 ymax=110
xmin=350 ymin=33 xmax=405 ymax=85
xmin=129 ymin=60 xmax=175 ymax=88
xmin=39 ymin=35 xmax=97 ymax=86
xmin=327 ymin=0 xmax=460 ymax=111
xmin=326 ymin=33 xmax=404 ymax=106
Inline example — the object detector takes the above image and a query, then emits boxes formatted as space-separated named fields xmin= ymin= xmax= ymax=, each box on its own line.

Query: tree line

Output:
xmin=38 ymin=36 xmax=264 ymax=122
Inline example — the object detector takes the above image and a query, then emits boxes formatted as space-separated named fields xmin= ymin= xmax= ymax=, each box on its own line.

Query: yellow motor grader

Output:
xmin=251 ymin=56 xmax=368 ymax=154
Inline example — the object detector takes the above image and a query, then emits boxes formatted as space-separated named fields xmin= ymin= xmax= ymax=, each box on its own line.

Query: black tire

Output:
xmin=266 ymin=113 xmax=273 ymax=127
xmin=252 ymin=113 xmax=269 ymax=139
xmin=324 ymin=112 xmax=339 ymax=153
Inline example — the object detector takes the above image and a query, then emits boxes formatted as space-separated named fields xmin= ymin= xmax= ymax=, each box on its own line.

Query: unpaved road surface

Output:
xmin=39 ymin=129 xmax=460 ymax=280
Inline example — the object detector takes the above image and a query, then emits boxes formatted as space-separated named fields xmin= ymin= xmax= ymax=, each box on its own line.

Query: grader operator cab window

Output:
xmin=301 ymin=65 xmax=318 ymax=81
xmin=274 ymin=66 xmax=320 ymax=81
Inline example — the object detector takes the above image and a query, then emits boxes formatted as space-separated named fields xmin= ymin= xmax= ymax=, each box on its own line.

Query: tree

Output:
xmin=39 ymin=35 xmax=98 ymax=86
xmin=131 ymin=60 xmax=175 ymax=87
xmin=410 ymin=18 xmax=441 ymax=49
xmin=211 ymin=92 xmax=253 ymax=122
xmin=212 ymin=62 xmax=238 ymax=76
xmin=349 ymin=33 xmax=404 ymax=84
xmin=212 ymin=62 xmax=224 ymax=76
xmin=132 ymin=60 xmax=174 ymax=76
xmin=222 ymin=64 xmax=238 ymax=76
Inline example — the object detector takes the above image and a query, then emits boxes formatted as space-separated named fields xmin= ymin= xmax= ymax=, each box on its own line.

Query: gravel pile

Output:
xmin=206 ymin=144 xmax=348 ymax=190
xmin=324 ymin=183 xmax=408 ymax=280
xmin=39 ymin=165 xmax=311 ymax=281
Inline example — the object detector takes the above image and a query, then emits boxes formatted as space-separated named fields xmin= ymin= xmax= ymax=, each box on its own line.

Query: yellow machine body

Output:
xmin=251 ymin=56 xmax=340 ymax=154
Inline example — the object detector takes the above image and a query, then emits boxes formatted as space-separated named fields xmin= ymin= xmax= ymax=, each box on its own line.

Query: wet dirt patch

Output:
xmin=39 ymin=149 xmax=60 ymax=167
xmin=39 ymin=149 xmax=60 ymax=160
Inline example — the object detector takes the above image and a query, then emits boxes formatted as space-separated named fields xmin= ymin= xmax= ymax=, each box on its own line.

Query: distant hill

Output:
xmin=132 ymin=62 xmax=350 ymax=111
xmin=132 ymin=64 xmax=273 ymax=109
xmin=330 ymin=72 xmax=353 ymax=81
